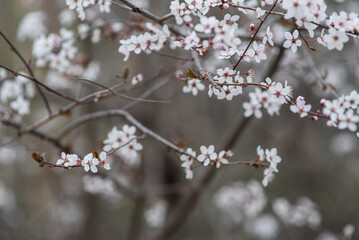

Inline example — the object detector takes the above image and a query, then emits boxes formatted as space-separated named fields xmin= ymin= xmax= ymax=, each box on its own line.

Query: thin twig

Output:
xmin=72 ymin=77 xmax=171 ymax=104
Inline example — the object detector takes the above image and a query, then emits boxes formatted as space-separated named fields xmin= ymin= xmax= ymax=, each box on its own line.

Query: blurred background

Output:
xmin=0 ymin=0 xmax=358 ymax=239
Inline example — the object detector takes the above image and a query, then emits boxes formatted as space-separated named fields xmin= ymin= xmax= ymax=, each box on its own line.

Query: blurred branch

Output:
xmin=1 ymin=119 xmax=67 ymax=150
xmin=152 ymin=42 xmax=288 ymax=240
xmin=72 ymin=77 xmax=171 ymax=104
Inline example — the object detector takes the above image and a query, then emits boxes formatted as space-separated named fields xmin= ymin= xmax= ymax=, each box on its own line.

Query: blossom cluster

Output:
xmin=0 ymin=74 xmax=35 ymax=116
xmin=17 ymin=11 xmax=47 ymax=41
xmin=319 ymin=11 xmax=359 ymax=51
xmin=103 ymin=125 xmax=143 ymax=166
xmin=144 ymin=200 xmax=168 ymax=228
xmin=214 ymin=180 xmax=267 ymax=223
xmin=210 ymin=67 xmax=244 ymax=101
xmin=282 ymin=0 xmax=327 ymax=37
xmin=213 ymin=180 xmax=329 ymax=239
xmin=321 ymin=90 xmax=359 ymax=132
xmin=170 ymin=0 xmax=210 ymax=26
xmin=273 ymin=197 xmax=321 ymax=228
xmin=179 ymin=14 xmax=243 ymax=55
xmin=256 ymin=146 xmax=282 ymax=187
xmin=65 ymin=0 xmax=112 ymax=21
xmin=179 ymin=145 xmax=233 ymax=179
xmin=118 ymin=23 xmax=170 ymax=61
xmin=56 ymin=151 xmax=110 ymax=173
xmin=281 ymin=0 xmax=358 ymax=51
xmin=82 ymin=175 xmax=120 ymax=199
xmin=243 ymin=78 xmax=292 ymax=119
xmin=32 ymin=28 xmax=77 ymax=73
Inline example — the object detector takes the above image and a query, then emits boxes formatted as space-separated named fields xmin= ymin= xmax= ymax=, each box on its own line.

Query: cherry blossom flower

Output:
xmin=9 ymin=96 xmax=30 ymax=115
xmin=32 ymin=28 xmax=77 ymax=73
xmin=194 ymin=16 xmax=219 ymax=34
xmin=17 ymin=12 xmax=47 ymax=41
xmin=263 ymin=26 xmax=274 ymax=46
xmin=344 ymin=91 xmax=359 ymax=109
xmin=322 ymin=28 xmax=349 ymax=51
xmin=119 ymin=24 xmax=170 ymax=60
xmin=216 ymin=85 xmax=242 ymax=101
xmin=268 ymin=81 xmax=292 ymax=104
xmin=257 ymin=146 xmax=265 ymax=161
xmin=290 ymin=96 xmax=312 ymax=118
xmin=256 ymin=7 xmax=265 ymax=19
xmin=283 ymin=30 xmax=302 ymax=53
xmin=65 ymin=0 xmax=112 ymax=20
xmin=218 ymin=48 xmax=238 ymax=59
xmin=214 ymin=150 xmax=229 ymax=168
xmin=265 ymin=148 xmax=281 ymax=171
xmin=220 ymin=14 xmax=239 ymax=27
xmin=243 ymin=101 xmax=263 ymax=118
xmin=215 ymin=67 xmax=236 ymax=84
xmin=182 ymin=79 xmax=205 ymax=96
xmin=338 ymin=109 xmax=359 ymax=132
xmin=98 ymin=0 xmax=112 ymax=13
xmin=82 ymin=153 xmax=100 ymax=173
xmin=180 ymin=148 xmax=196 ymax=179
xmin=57 ymin=152 xmax=79 ymax=167
xmin=98 ymin=152 xmax=110 ymax=170
xmin=131 ymin=74 xmax=144 ymax=85
xmin=103 ymin=125 xmax=142 ymax=165
xmin=145 ymin=200 xmax=168 ymax=228
xmin=262 ymin=167 xmax=275 ymax=187
xmin=180 ymin=148 xmax=196 ymax=163
xmin=247 ymin=42 xmax=267 ymax=63
xmin=182 ymin=161 xmax=194 ymax=179
xmin=322 ymin=98 xmax=344 ymax=122
xmin=198 ymin=145 xmax=217 ymax=166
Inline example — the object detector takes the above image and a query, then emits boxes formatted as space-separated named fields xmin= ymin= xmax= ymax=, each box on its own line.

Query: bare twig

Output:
xmin=72 ymin=77 xmax=171 ymax=104
xmin=1 ymin=119 xmax=67 ymax=150
xmin=56 ymin=109 xmax=185 ymax=154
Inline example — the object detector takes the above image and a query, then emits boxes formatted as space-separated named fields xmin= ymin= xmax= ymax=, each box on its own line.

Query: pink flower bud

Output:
xmin=250 ymin=23 xmax=255 ymax=31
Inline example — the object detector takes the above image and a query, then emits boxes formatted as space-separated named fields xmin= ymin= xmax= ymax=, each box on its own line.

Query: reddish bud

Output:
xmin=250 ymin=23 xmax=255 ymax=31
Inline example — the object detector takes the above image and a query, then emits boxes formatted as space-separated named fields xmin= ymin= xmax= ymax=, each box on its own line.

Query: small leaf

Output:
xmin=327 ymin=82 xmax=338 ymax=93
xmin=59 ymin=109 xmax=71 ymax=116
xmin=123 ymin=67 xmax=130 ymax=79
xmin=32 ymin=152 xmax=41 ymax=163
xmin=185 ymin=67 xmax=198 ymax=79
